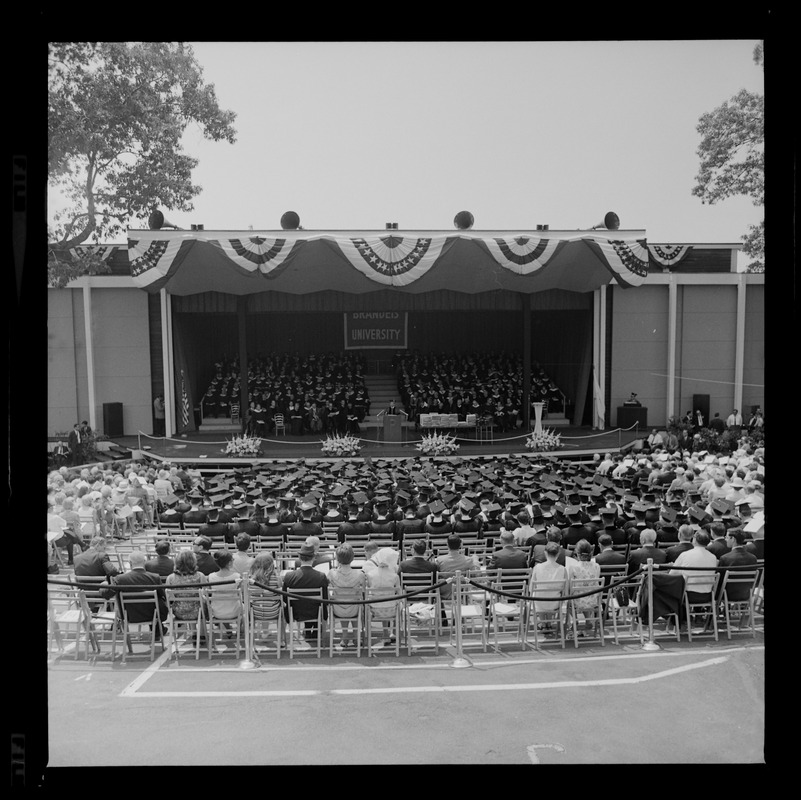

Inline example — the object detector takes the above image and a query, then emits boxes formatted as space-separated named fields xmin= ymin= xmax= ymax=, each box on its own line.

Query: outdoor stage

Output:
xmin=115 ymin=423 xmax=643 ymax=469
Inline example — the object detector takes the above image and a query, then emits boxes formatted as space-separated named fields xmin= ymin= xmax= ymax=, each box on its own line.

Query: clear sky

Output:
xmin=54 ymin=40 xmax=766 ymax=246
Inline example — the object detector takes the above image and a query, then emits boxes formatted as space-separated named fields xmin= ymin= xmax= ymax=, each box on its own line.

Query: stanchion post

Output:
xmin=450 ymin=570 xmax=471 ymax=669
xmin=641 ymin=558 xmax=661 ymax=651
xmin=238 ymin=576 xmax=258 ymax=669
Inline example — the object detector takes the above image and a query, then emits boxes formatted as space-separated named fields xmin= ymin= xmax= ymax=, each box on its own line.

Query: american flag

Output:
xmin=180 ymin=371 xmax=190 ymax=429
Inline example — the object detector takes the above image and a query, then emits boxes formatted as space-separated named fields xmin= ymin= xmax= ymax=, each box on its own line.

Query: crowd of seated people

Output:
xmin=49 ymin=440 xmax=764 ymax=579
xmin=392 ymin=351 xmax=565 ymax=431
xmin=201 ymin=352 xmax=370 ymax=435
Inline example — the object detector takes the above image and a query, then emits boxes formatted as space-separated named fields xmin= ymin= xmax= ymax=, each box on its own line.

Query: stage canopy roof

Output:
xmin=125 ymin=228 xmax=650 ymax=296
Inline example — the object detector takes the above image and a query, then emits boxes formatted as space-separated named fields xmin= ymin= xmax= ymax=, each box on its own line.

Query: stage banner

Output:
xmin=343 ymin=312 xmax=408 ymax=350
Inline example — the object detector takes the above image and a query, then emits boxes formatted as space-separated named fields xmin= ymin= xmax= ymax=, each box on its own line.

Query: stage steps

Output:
xmin=363 ymin=373 xmax=412 ymax=427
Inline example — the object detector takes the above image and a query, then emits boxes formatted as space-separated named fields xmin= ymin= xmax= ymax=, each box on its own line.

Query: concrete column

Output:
xmin=160 ymin=289 xmax=174 ymax=437
xmin=521 ymin=293 xmax=531 ymax=430
xmin=82 ymin=284 xmax=97 ymax=432
xmin=734 ymin=274 xmax=746 ymax=413
xmin=667 ymin=275 xmax=678 ymax=422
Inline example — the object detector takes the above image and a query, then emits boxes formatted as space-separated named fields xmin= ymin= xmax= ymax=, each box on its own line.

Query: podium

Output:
xmin=617 ymin=406 xmax=648 ymax=429
xmin=383 ymin=414 xmax=402 ymax=443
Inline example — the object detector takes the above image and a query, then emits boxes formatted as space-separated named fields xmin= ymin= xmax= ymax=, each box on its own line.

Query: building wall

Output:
xmin=47 ymin=289 xmax=86 ymax=435
xmin=610 ymin=281 xmax=764 ymax=429
xmin=742 ymin=283 xmax=765 ymax=415
xmin=90 ymin=288 xmax=152 ymax=436
xmin=609 ymin=284 xmax=670 ymax=427
xmin=47 ymin=287 xmax=152 ymax=437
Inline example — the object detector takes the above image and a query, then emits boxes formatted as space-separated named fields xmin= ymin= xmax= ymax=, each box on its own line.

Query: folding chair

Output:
xmin=400 ymin=572 xmax=441 ymax=655
xmin=165 ymin=585 xmax=206 ymax=660
xmin=606 ymin=572 xmax=646 ymax=645
xmin=527 ymin=577 xmax=568 ymax=649
xmin=718 ymin=568 xmax=760 ymax=639
xmin=328 ymin=584 xmax=365 ymax=656
xmin=366 ymin=585 xmax=401 ymax=657
xmin=444 ymin=569 xmax=490 ymax=652
xmin=489 ymin=568 xmax=532 ymax=651
xmin=47 ymin=583 xmax=91 ymax=659
xmin=248 ymin=583 xmax=285 ymax=659
xmin=567 ymin=576 xmax=605 ymax=647
xmin=682 ymin=573 xmax=721 ymax=642
xmin=285 ymin=587 xmax=325 ymax=658
xmin=205 ymin=579 xmax=243 ymax=659
xmin=112 ymin=588 xmax=166 ymax=665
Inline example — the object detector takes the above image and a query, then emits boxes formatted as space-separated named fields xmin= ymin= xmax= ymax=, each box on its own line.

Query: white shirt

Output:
xmin=670 ymin=546 xmax=718 ymax=594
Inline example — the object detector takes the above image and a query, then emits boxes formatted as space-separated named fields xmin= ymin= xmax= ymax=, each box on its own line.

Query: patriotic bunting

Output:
xmin=336 ymin=235 xmax=451 ymax=286
xmin=209 ymin=236 xmax=297 ymax=274
xmin=483 ymin=236 xmax=562 ymax=275
xmin=583 ymin=238 xmax=649 ymax=287
xmin=648 ymin=244 xmax=692 ymax=267
xmin=128 ymin=231 xmax=650 ymax=292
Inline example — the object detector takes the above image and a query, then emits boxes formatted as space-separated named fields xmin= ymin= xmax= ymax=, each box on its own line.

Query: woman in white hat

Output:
xmin=366 ymin=547 xmax=401 ymax=646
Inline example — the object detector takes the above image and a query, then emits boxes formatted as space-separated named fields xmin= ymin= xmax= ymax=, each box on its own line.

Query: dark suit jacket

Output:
xmin=530 ymin=544 xmax=567 ymax=567
xmin=627 ymin=545 xmax=667 ymax=576
xmin=399 ymin=556 xmax=438 ymax=575
xmin=489 ymin=546 xmax=529 ymax=570
xmin=283 ymin=565 xmax=328 ymax=621
xmin=195 ymin=551 xmax=220 ymax=575
xmin=665 ymin=542 xmax=693 ymax=564
xmin=68 ymin=429 xmax=80 ymax=453
xmin=718 ymin=547 xmax=759 ymax=600
xmin=102 ymin=568 xmax=168 ymax=622
xmin=595 ymin=549 xmax=626 ymax=566
xmin=145 ymin=554 xmax=175 ymax=577
xmin=74 ymin=549 xmax=119 ymax=578
xmin=707 ymin=539 xmax=731 ymax=559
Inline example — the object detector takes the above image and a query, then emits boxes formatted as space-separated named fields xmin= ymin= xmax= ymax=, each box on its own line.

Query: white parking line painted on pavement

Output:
xmin=120 ymin=655 xmax=729 ymax=698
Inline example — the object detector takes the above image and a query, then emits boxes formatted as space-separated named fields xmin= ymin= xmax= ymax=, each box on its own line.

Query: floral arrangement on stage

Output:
xmin=320 ymin=434 xmax=361 ymax=457
xmin=416 ymin=432 xmax=460 ymax=456
xmin=525 ymin=428 xmax=562 ymax=452
xmin=224 ymin=434 xmax=263 ymax=457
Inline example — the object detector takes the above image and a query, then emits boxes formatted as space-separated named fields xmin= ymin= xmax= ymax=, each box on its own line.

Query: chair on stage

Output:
xmin=273 ymin=414 xmax=286 ymax=436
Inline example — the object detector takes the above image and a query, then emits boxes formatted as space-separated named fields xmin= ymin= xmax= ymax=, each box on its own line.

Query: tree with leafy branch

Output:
xmin=48 ymin=42 xmax=237 ymax=287
xmin=692 ymin=41 xmax=764 ymax=272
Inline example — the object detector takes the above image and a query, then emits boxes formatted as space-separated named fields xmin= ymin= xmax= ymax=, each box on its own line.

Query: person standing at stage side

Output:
xmin=68 ymin=423 xmax=82 ymax=466
xmin=709 ymin=413 xmax=726 ymax=435
xmin=726 ymin=409 xmax=743 ymax=434
xmin=153 ymin=395 xmax=165 ymax=437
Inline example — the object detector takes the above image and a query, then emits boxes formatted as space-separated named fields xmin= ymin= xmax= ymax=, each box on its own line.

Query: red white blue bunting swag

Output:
xmin=483 ymin=236 xmax=562 ymax=274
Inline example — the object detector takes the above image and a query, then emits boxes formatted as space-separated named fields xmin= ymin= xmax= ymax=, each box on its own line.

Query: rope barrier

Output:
xmin=248 ymin=577 xmax=450 ymax=606
xmin=465 ymin=567 xmax=646 ymax=604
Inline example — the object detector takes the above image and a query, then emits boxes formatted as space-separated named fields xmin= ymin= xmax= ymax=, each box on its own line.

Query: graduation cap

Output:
xmin=660 ymin=508 xmax=678 ymax=524
xmin=564 ymin=505 xmax=582 ymax=517
xmin=458 ymin=497 xmax=476 ymax=513
xmin=487 ymin=503 xmax=502 ymax=515
xmin=688 ymin=507 xmax=707 ymax=524
xmin=710 ymin=499 xmax=729 ymax=515
xmin=330 ymin=484 xmax=349 ymax=498
xmin=163 ymin=492 xmax=179 ymax=507
xmin=632 ymin=502 xmax=650 ymax=514
xmin=429 ymin=499 xmax=446 ymax=515
xmin=352 ymin=491 xmax=369 ymax=505
xmin=209 ymin=491 xmax=232 ymax=506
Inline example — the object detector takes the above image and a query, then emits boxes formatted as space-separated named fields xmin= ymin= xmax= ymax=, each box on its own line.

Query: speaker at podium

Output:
xmin=383 ymin=413 xmax=402 ymax=443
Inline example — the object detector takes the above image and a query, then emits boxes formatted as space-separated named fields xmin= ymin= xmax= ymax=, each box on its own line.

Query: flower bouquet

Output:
xmin=224 ymin=434 xmax=262 ymax=457
xmin=525 ymin=428 xmax=562 ymax=452
xmin=416 ymin=432 xmax=460 ymax=456
xmin=320 ymin=434 xmax=361 ymax=457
